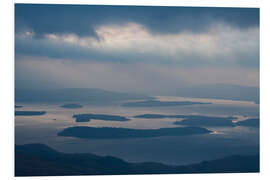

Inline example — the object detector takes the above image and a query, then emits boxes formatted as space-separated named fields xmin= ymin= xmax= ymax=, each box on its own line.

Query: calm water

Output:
xmin=15 ymin=96 xmax=259 ymax=165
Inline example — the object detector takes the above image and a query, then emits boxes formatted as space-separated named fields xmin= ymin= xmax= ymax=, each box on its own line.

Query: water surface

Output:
xmin=15 ymin=96 xmax=259 ymax=165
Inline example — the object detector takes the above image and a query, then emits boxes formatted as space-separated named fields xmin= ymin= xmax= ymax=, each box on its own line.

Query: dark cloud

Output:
xmin=14 ymin=4 xmax=259 ymax=92
xmin=15 ymin=4 xmax=259 ymax=37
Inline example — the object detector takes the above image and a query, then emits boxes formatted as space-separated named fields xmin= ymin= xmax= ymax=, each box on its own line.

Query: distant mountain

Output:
xmin=15 ymin=143 xmax=259 ymax=176
xmin=15 ymin=84 xmax=259 ymax=104
xmin=15 ymin=88 xmax=152 ymax=103
xmin=166 ymin=84 xmax=259 ymax=104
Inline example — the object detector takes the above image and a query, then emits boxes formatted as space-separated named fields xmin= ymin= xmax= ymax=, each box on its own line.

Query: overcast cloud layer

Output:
xmin=15 ymin=4 xmax=259 ymax=93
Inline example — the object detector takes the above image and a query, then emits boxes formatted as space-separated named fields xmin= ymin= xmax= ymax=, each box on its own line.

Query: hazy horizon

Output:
xmin=15 ymin=5 xmax=259 ymax=95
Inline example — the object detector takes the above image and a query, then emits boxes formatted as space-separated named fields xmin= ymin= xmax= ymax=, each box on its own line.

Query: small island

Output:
xmin=73 ymin=113 xmax=130 ymax=122
xmin=15 ymin=111 xmax=46 ymax=116
xmin=135 ymin=114 xmax=237 ymax=127
xmin=122 ymin=100 xmax=211 ymax=107
xmin=135 ymin=114 xmax=259 ymax=128
xmin=60 ymin=103 xmax=83 ymax=109
xmin=57 ymin=126 xmax=212 ymax=139
xmin=235 ymin=118 xmax=259 ymax=127
xmin=173 ymin=116 xmax=237 ymax=127
xmin=134 ymin=114 xmax=187 ymax=119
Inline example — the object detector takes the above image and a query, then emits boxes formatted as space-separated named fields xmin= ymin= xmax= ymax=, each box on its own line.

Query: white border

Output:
xmin=1 ymin=0 xmax=270 ymax=180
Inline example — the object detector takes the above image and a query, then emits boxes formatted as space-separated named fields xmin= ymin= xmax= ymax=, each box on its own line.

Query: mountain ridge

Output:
xmin=15 ymin=143 xmax=259 ymax=176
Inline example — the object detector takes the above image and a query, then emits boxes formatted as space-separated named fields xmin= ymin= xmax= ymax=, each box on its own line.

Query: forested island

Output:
xmin=135 ymin=114 xmax=237 ymax=127
xmin=134 ymin=114 xmax=259 ymax=127
xmin=57 ymin=126 xmax=211 ymax=139
xmin=15 ymin=111 xmax=46 ymax=116
xmin=173 ymin=116 xmax=236 ymax=127
xmin=60 ymin=103 xmax=83 ymax=109
xmin=235 ymin=118 xmax=259 ymax=127
xmin=73 ymin=113 xmax=130 ymax=122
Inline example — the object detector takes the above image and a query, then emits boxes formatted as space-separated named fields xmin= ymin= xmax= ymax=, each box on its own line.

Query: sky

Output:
xmin=15 ymin=4 xmax=259 ymax=94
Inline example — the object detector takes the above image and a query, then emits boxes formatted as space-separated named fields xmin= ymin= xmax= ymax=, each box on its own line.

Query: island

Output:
xmin=57 ymin=126 xmax=211 ymax=139
xmin=134 ymin=114 xmax=188 ymax=119
xmin=15 ymin=143 xmax=259 ymax=176
xmin=122 ymin=100 xmax=211 ymax=107
xmin=15 ymin=105 xmax=23 ymax=108
xmin=73 ymin=113 xmax=130 ymax=122
xmin=60 ymin=103 xmax=83 ymax=109
xmin=134 ymin=114 xmax=237 ymax=127
xmin=15 ymin=111 xmax=46 ymax=116
xmin=235 ymin=118 xmax=259 ymax=127
xmin=173 ymin=116 xmax=237 ymax=127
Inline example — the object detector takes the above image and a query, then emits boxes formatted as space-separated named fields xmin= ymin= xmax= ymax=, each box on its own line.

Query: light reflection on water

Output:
xmin=15 ymin=96 xmax=259 ymax=165
xmin=155 ymin=96 xmax=257 ymax=105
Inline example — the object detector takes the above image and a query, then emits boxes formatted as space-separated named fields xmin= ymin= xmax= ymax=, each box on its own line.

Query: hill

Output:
xmin=15 ymin=88 xmax=151 ymax=103
xmin=15 ymin=143 xmax=259 ymax=176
